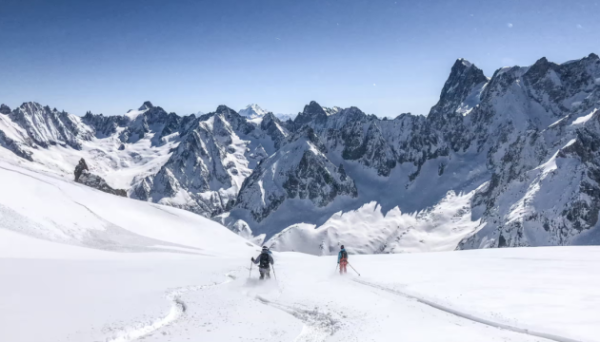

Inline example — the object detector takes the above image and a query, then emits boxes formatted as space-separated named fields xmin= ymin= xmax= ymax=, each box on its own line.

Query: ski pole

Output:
xmin=271 ymin=265 xmax=277 ymax=280
xmin=348 ymin=263 xmax=361 ymax=276
xmin=335 ymin=263 xmax=338 ymax=273
xmin=249 ymin=261 xmax=253 ymax=279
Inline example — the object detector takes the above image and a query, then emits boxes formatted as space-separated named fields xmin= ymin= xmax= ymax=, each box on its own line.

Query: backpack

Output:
xmin=340 ymin=250 xmax=348 ymax=261
xmin=259 ymin=252 xmax=271 ymax=268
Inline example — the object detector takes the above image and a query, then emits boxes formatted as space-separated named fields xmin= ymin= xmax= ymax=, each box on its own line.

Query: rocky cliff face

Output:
xmin=8 ymin=102 xmax=92 ymax=149
xmin=130 ymin=105 xmax=288 ymax=217
xmin=74 ymin=158 xmax=127 ymax=197
xmin=457 ymin=53 xmax=600 ymax=248
xmin=234 ymin=127 xmax=358 ymax=223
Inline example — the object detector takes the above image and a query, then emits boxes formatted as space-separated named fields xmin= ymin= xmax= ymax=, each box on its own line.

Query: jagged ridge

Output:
xmin=1 ymin=53 xmax=599 ymax=252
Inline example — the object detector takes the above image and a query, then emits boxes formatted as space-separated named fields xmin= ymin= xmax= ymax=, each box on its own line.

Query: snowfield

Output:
xmin=1 ymin=161 xmax=599 ymax=342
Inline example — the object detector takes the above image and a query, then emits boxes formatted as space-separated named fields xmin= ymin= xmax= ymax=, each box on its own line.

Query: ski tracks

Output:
xmin=105 ymin=273 xmax=236 ymax=342
xmin=354 ymin=279 xmax=582 ymax=342
xmin=256 ymin=296 xmax=341 ymax=342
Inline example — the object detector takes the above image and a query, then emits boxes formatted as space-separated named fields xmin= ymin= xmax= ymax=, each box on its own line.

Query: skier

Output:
xmin=251 ymin=246 xmax=274 ymax=280
xmin=337 ymin=245 xmax=348 ymax=275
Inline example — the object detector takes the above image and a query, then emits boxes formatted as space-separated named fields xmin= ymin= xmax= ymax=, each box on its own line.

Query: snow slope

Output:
xmin=0 ymin=161 xmax=249 ymax=255
xmin=0 ymin=161 xmax=598 ymax=342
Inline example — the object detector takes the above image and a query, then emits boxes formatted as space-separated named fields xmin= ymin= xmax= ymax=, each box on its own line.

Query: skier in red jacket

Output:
xmin=337 ymin=245 xmax=348 ymax=275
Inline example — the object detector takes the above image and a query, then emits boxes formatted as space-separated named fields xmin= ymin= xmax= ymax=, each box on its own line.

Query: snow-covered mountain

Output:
xmin=238 ymin=104 xmax=268 ymax=119
xmin=130 ymin=105 xmax=288 ymax=217
xmin=2 ymin=53 xmax=600 ymax=253
xmin=239 ymin=104 xmax=297 ymax=122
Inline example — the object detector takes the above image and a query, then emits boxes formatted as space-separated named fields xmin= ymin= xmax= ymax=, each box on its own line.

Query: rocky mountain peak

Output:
xmin=443 ymin=59 xmax=487 ymax=98
xmin=456 ymin=58 xmax=473 ymax=68
xmin=138 ymin=101 xmax=154 ymax=111
xmin=338 ymin=106 xmax=367 ymax=121
xmin=428 ymin=59 xmax=488 ymax=124
xmin=293 ymin=101 xmax=328 ymax=128
xmin=304 ymin=101 xmax=327 ymax=116
xmin=239 ymin=104 xmax=268 ymax=119
xmin=215 ymin=105 xmax=236 ymax=115
xmin=16 ymin=101 xmax=43 ymax=114
xmin=523 ymin=57 xmax=557 ymax=81
xmin=211 ymin=105 xmax=255 ymax=134
xmin=0 ymin=104 xmax=11 ymax=114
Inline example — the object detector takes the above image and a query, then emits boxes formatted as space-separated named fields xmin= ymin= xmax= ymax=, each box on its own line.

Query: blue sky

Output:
xmin=1 ymin=0 xmax=598 ymax=117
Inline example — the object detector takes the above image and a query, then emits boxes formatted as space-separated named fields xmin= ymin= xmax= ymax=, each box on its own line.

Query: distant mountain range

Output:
xmin=1 ymin=53 xmax=600 ymax=254
xmin=238 ymin=103 xmax=297 ymax=122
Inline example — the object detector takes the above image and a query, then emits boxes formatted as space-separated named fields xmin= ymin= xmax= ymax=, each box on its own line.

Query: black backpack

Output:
xmin=259 ymin=253 xmax=271 ymax=268
xmin=340 ymin=250 xmax=348 ymax=260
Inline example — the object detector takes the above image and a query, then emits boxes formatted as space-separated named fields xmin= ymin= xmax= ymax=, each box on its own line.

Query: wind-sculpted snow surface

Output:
xmin=1 ymin=53 xmax=600 ymax=251
xmin=266 ymin=190 xmax=479 ymax=255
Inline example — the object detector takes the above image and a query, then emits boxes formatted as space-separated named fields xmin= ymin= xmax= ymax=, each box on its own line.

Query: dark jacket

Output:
xmin=254 ymin=250 xmax=274 ymax=268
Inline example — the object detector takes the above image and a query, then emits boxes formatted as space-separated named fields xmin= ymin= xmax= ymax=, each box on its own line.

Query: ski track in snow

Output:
xmin=256 ymin=296 xmax=341 ymax=342
xmin=106 ymin=273 xmax=236 ymax=342
xmin=354 ymin=279 xmax=582 ymax=342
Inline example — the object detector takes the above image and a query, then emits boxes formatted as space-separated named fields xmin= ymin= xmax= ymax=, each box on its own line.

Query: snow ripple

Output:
xmin=106 ymin=273 xmax=236 ymax=342
xmin=354 ymin=279 xmax=581 ymax=342
xmin=256 ymin=296 xmax=341 ymax=342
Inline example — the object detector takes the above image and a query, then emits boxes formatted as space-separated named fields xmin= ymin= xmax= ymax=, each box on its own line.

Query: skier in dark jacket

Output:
xmin=251 ymin=246 xmax=274 ymax=280
xmin=337 ymin=245 xmax=348 ymax=275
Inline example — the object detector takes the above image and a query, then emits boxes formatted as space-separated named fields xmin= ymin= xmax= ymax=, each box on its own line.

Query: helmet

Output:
xmin=262 ymin=246 xmax=268 ymax=250
xmin=340 ymin=245 xmax=345 ymax=249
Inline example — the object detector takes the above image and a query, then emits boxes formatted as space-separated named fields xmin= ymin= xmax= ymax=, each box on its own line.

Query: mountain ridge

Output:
xmin=2 ymin=53 xmax=600 ymax=253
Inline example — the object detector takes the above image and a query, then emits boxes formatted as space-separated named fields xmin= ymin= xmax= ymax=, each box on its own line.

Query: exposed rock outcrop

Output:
xmin=74 ymin=158 xmax=127 ymax=197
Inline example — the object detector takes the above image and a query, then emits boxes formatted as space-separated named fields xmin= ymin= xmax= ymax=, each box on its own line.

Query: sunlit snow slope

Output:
xmin=0 ymin=161 xmax=598 ymax=342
